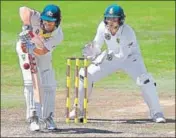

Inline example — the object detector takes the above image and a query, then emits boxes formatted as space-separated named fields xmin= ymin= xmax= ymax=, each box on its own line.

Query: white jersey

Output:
xmin=94 ymin=21 xmax=140 ymax=60
xmin=26 ymin=9 xmax=63 ymax=71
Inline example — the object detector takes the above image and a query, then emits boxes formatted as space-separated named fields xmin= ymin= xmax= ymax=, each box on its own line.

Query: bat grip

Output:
xmin=28 ymin=31 xmax=35 ymax=38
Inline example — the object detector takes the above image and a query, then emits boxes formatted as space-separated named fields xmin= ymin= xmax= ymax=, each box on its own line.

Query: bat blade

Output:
xmin=26 ymin=41 xmax=42 ymax=104
xmin=32 ymin=72 xmax=42 ymax=103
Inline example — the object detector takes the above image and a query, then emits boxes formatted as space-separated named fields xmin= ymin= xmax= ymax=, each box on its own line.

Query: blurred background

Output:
xmin=1 ymin=1 xmax=175 ymax=108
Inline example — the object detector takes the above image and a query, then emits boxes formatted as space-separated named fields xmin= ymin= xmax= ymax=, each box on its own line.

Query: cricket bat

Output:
xmin=26 ymin=32 xmax=42 ymax=103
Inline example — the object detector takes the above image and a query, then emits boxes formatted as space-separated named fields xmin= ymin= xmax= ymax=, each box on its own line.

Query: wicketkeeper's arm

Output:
xmin=114 ymin=28 xmax=137 ymax=60
xmin=82 ymin=22 xmax=105 ymax=60
xmin=93 ymin=21 xmax=105 ymax=51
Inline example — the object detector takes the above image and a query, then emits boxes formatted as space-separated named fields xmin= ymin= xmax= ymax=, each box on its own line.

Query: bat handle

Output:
xmin=28 ymin=31 xmax=35 ymax=38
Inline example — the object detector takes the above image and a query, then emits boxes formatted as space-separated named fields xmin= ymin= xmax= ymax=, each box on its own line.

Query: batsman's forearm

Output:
xmin=33 ymin=47 xmax=49 ymax=55
xmin=19 ymin=7 xmax=32 ymax=25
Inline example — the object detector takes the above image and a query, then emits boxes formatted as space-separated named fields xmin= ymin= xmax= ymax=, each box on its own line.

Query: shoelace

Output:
xmin=46 ymin=117 xmax=56 ymax=127
xmin=153 ymin=113 xmax=164 ymax=119
xmin=30 ymin=116 xmax=39 ymax=124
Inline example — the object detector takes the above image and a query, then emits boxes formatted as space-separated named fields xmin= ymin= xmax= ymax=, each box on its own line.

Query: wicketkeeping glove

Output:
xmin=91 ymin=50 xmax=107 ymax=65
xmin=92 ymin=50 xmax=114 ymax=65
xmin=82 ymin=41 xmax=101 ymax=60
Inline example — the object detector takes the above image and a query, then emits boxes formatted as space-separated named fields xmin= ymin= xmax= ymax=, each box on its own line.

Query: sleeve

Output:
xmin=93 ymin=21 xmax=105 ymax=50
xmin=115 ymin=26 xmax=138 ymax=60
xmin=30 ymin=9 xmax=41 ymax=26
xmin=43 ymin=27 xmax=64 ymax=51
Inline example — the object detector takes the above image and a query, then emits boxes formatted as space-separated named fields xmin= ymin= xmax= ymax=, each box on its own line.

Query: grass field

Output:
xmin=1 ymin=1 xmax=175 ymax=137
xmin=1 ymin=1 xmax=175 ymax=109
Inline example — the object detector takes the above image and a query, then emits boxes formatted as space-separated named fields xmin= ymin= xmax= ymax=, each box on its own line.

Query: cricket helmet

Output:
xmin=104 ymin=4 xmax=125 ymax=26
xmin=41 ymin=4 xmax=61 ymax=27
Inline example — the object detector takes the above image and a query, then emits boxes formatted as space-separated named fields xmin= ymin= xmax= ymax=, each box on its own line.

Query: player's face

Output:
xmin=42 ymin=20 xmax=56 ymax=32
xmin=105 ymin=17 xmax=120 ymax=35
xmin=105 ymin=17 xmax=119 ymax=28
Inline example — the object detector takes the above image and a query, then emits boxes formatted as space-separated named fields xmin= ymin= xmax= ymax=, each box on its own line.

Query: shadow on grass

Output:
xmin=40 ymin=127 xmax=122 ymax=134
xmin=38 ymin=118 xmax=175 ymax=134
xmin=88 ymin=118 xmax=175 ymax=124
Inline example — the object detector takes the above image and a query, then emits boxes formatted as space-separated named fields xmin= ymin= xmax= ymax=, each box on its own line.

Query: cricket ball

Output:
xmin=23 ymin=63 xmax=30 ymax=70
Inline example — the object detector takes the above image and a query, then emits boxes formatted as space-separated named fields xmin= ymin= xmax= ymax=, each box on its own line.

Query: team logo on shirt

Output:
xmin=116 ymin=38 xmax=120 ymax=43
xmin=107 ymin=53 xmax=113 ymax=61
xmin=35 ymin=29 xmax=40 ymax=35
xmin=105 ymin=33 xmax=111 ymax=40
xmin=128 ymin=42 xmax=133 ymax=48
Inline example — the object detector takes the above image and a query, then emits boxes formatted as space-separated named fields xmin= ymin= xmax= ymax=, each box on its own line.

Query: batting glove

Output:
xmin=22 ymin=25 xmax=33 ymax=31
xmin=19 ymin=30 xmax=34 ymax=44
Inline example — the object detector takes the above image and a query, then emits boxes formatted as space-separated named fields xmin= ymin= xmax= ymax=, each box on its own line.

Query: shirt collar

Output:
xmin=51 ymin=26 xmax=60 ymax=36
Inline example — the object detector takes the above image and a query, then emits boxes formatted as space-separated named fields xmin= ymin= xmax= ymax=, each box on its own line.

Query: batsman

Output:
xmin=16 ymin=5 xmax=63 ymax=131
xmin=69 ymin=4 xmax=166 ymax=123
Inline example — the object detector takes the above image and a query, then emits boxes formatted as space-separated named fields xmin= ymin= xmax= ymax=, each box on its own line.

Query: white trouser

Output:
xmin=78 ymin=53 xmax=163 ymax=117
xmin=16 ymin=41 xmax=57 ymax=121
xmin=40 ymin=69 xmax=57 ymax=119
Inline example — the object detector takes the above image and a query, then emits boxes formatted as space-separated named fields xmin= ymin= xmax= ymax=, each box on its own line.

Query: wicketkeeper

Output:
xmin=69 ymin=4 xmax=166 ymax=123
xmin=16 ymin=4 xmax=63 ymax=131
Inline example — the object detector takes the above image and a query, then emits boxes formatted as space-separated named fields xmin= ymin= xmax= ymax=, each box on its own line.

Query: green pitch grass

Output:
xmin=1 ymin=1 xmax=175 ymax=108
